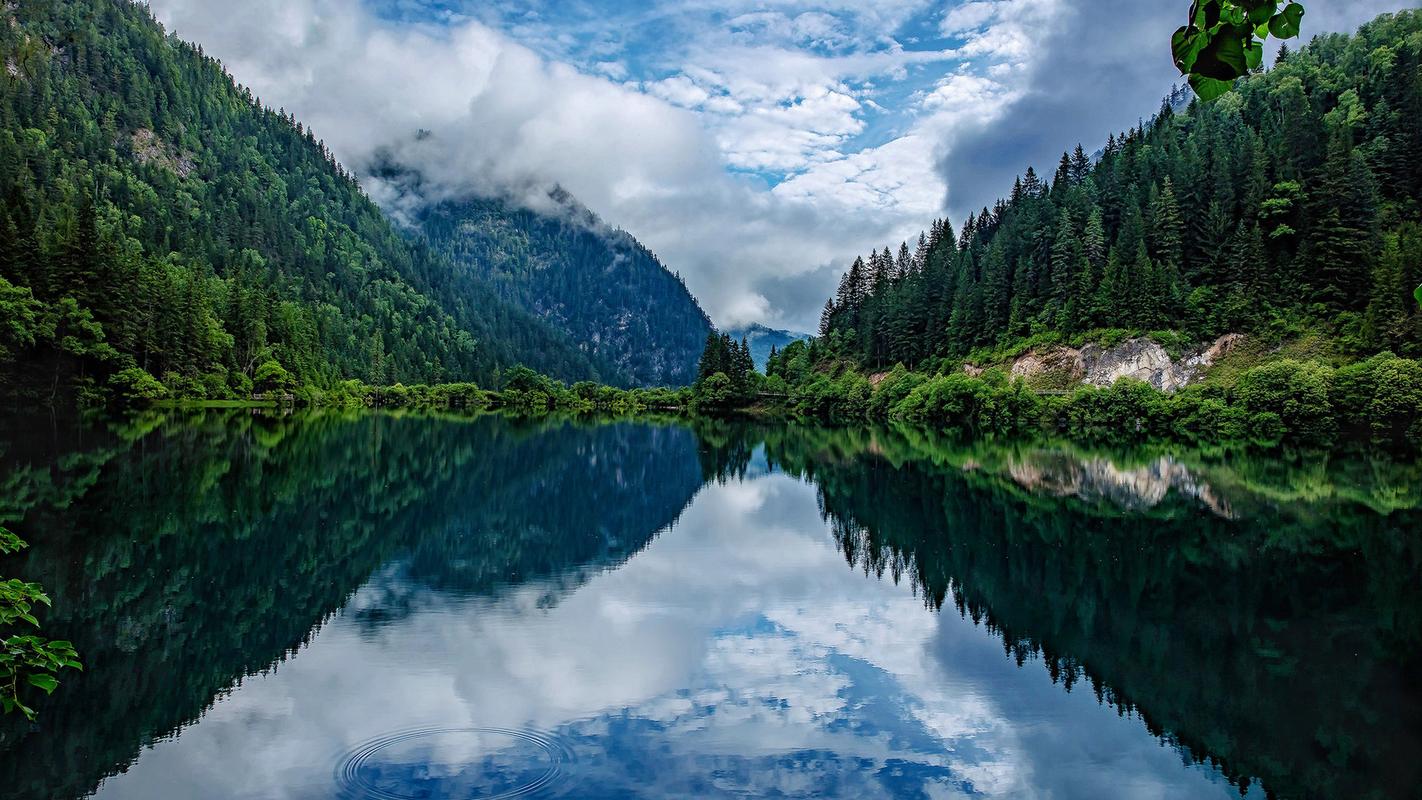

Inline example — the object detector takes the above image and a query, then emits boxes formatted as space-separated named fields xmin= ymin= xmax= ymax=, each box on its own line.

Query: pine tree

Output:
xmin=1149 ymin=178 xmax=1185 ymax=275
xmin=1070 ymin=144 xmax=1091 ymax=186
xmin=1050 ymin=208 xmax=1084 ymax=325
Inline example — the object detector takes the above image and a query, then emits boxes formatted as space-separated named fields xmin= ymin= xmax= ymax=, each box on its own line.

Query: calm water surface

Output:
xmin=0 ymin=412 xmax=1419 ymax=799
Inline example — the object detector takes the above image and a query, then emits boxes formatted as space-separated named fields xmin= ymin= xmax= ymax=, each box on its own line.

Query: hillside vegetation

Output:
xmin=0 ymin=0 xmax=605 ymax=405
xmin=405 ymin=183 xmax=712 ymax=388
xmin=821 ymin=11 xmax=1421 ymax=366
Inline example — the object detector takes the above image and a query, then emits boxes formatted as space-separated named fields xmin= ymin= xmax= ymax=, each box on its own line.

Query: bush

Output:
xmin=694 ymin=372 xmax=739 ymax=409
xmin=253 ymin=359 xmax=297 ymax=394
xmin=1248 ymin=411 xmax=1285 ymax=445
xmin=1171 ymin=391 xmax=1248 ymax=443
xmin=893 ymin=373 xmax=1041 ymax=436
xmin=501 ymin=364 xmax=551 ymax=394
xmin=107 ymin=367 xmax=167 ymax=405
xmin=1063 ymin=379 xmax=1170 ymax=441
xmin=1233 ymin=359 xmax=1336 ymax=444
xmin=1332 ymin=353 xmax=1422 ymax=447
xmin=868 ymin=365 xmax=926 ymax=419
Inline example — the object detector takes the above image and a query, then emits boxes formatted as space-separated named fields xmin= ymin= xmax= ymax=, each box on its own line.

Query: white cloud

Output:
xmin=145 ymin=0 xmax=1415 ymax=332
xmin=148 ymin=0 xmax=954 ymax=331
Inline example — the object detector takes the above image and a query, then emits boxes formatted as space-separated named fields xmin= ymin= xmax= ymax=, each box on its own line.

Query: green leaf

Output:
xmin=1269 ymin=3 xmax=1304 ymax=39
xmin=1189 ymin=74 xmax=1235 ymax=102
xmin=1414 ymin=283 xmax=1422 ymax=308
xmin=0 ymin=527 xmax=26 ymax=555
xmin=1245 ymin=40 xmax=1265 ymax=71
xmin=1246 ymin=2 xmax=1277 ymax=26
xmin=1194 ymin=28 xmax=1250 ymax=80
xmin=1172 ymin=26 xmax=1203 ymax=72
xmin=26 ymin=673 xmax=58 ymax=694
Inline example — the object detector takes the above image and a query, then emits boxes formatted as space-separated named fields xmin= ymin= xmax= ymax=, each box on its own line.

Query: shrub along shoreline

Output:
xmin=106 ymin=346 xmax=1422 ymax=456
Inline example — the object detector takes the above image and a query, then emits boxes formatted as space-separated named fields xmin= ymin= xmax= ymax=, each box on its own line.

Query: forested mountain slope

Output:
xmin=396 ymin=179 xmax=712 ymax=388
xmin=0 ymin=0 xmax=603 ymax=403
xmin=822 ymin=10 xmax=1422 ymax=367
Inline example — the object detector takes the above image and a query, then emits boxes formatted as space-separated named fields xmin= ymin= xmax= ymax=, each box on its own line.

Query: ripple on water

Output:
xmin=334 ymin=727 xmax=575 ymax=800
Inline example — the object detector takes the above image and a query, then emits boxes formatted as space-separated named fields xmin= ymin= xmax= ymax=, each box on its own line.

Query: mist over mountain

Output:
xmin=724 ymin=324 xmax=812 ymax=371
xmin=371 ymin=160 xmax=712 ymax=387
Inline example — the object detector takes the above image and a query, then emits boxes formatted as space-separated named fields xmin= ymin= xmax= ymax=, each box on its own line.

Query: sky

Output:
xmin=146 ymin=0 xmax=1413 ymax=332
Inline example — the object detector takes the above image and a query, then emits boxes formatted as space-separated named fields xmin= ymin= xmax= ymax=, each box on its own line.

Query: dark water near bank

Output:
xmin=1 ymin=411 xmax=1419 ymax=799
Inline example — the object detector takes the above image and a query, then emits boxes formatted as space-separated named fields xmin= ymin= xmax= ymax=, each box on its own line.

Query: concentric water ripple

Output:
xmin=335 ymin=727 xmax=575 ymax=799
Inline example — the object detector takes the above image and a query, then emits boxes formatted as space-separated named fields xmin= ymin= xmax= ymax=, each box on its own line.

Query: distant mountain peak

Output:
xmin=723 ymin=323 xmax=811 ymax=371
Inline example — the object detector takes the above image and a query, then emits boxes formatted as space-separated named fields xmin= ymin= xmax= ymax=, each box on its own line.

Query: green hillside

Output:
xmin=397 ymin=177 xmax=712 ymax=388
xmin=0 ymin=0 xmax=604 ymax=405
xmin=821 ymin=10 xmax=1422 ymax=366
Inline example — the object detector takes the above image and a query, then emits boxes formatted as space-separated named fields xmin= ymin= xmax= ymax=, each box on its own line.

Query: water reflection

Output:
xmin=0 ymin=412 xmax=1417 ymax=799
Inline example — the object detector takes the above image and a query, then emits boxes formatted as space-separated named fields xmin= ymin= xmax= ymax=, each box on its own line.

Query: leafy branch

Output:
xmin=1174 ymin=0 xmax=1306 ymax=100
xmin=0 ymin=524 xmax=81 ymax=720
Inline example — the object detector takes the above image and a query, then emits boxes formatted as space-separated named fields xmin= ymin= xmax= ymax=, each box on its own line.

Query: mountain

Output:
xmin=821 ymin=10 xmax=1422 ymax=368
xmin=0 ymin=0 xmax=606 ymax=403
xmin=724 ymin=323 xmax=811 ymax=371
xmin=376 ymin=167 xmax=712 ymax=388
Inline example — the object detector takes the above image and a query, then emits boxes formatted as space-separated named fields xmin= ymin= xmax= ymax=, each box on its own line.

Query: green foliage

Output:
xmin=0 ymin=530 xmax=24 ymax=556
xmin=0 ymin=526 xmax=80 ymax=720
xmin=867 ymin=365 xmax=926 ymax=419
xmin=252 ymin=360 xmax=297 ymax=394
xmin=692 ymin=333 xmax=758 ymax=409
xmin=0 ymin=277 xmax=48 ymax=363
xmin=1332 ymin=353 xmax=1422 ymax=445
xmin=892 ymin=373 xmax=1044 ymax=436
xmin=1062 ymin=379 xmax=1172 ymax=441
xmin=1234 ymin=359 xmax=1337 ymax=443
xmin=0 ymin=0 xmax=604 ymax=407
xmin=1173 ymin=1 xmax=1306 ymax=100
xmin=501 ymin=365 xmax=551 ymax=394
xmin=107 ymin=367 xmax=167 ymax=406
xmin=693 ymin=372 xmax=738 ymax=409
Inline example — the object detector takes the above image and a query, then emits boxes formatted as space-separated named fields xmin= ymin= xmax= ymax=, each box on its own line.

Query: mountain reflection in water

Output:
xmin=0 ymin=412 xmax=1417 ymax=800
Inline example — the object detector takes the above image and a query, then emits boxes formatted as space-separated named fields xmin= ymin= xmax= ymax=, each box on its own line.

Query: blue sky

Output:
xmin=150 ymin=0 xmax=1414 ymax=331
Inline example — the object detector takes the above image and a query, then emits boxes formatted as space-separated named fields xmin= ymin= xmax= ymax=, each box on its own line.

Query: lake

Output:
xmin=0 ymin=411 xmax=1419 ymax=799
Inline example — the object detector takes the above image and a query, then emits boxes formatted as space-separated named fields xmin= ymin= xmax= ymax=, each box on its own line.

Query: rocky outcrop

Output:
xmin=1009 ymin=347 xmax=1083 ymax=382
xmin=985 ymin=334 xmax=1244 ymax=393
xmin=1079 ymin=339 xmax=1184 ymax=391
xmin=130 ymin=129 xmax=195 ymax=178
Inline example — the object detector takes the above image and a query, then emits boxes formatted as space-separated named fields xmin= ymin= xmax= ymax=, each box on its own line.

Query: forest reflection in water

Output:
xmin=0 ymin=410 xmax=1418 ymax=799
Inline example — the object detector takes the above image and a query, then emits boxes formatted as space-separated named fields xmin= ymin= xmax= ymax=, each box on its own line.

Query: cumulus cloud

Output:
xmin=145 ymin=0 xmax=1416 ymax=332
xmin=149 ymin=0 xmax=954 ymax=332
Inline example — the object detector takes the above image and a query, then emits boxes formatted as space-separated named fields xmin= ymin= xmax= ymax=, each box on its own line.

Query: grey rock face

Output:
xmin=986 ymin=334 xmax=1244 ymax=393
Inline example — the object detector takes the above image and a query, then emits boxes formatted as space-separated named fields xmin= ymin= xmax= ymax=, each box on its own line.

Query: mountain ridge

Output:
xmin=372 ymin=161 xmax=713 ymax=387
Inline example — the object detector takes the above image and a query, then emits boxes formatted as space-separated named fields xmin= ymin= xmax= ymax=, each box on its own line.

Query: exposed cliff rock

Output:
xmin=1009 ymin=347 xmax=1083 ymax=382
xmin=980 ymin=334 xmax=1244 ymax=393
xmin=130 ymin=129 xmax=195 ymax=178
